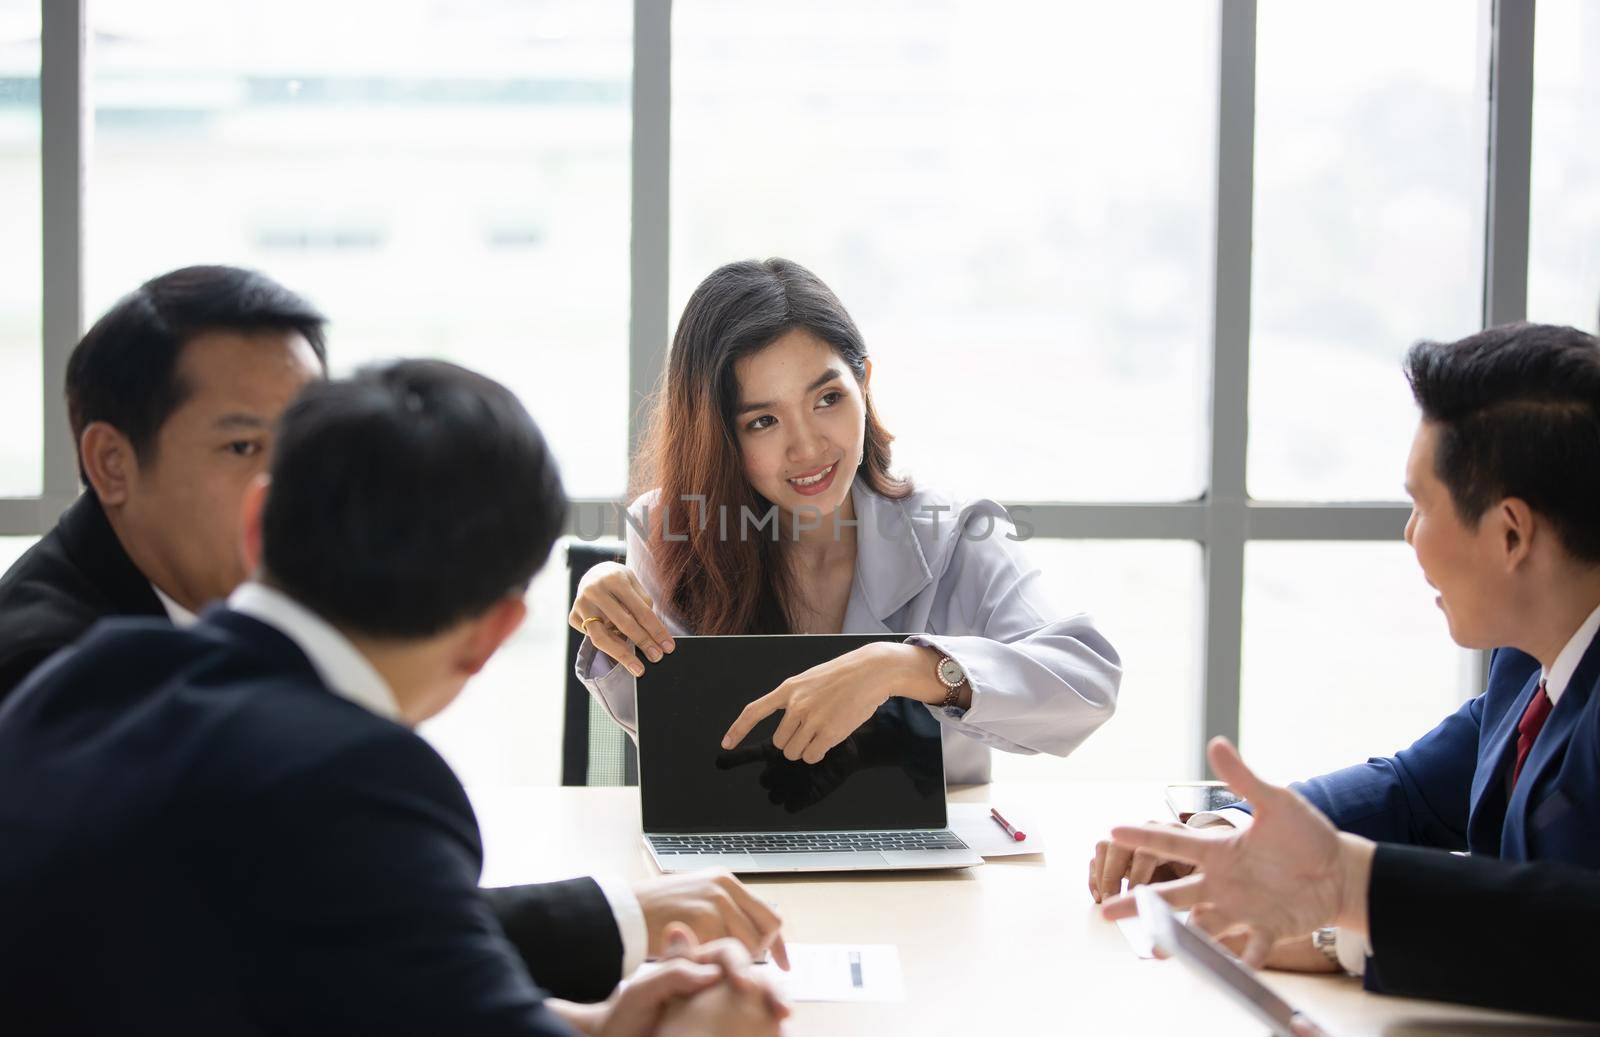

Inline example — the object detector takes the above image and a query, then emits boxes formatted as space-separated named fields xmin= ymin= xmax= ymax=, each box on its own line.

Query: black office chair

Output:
xmin=562 ymin=539 xmax=639 ymax=786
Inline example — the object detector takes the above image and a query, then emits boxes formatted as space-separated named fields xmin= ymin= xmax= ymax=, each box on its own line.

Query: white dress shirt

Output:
xmin=152 ymin=584 xmax=199 ymax=628
xmin=227 ymin=580 xmax=649 ymax=976
xmin=1541 ymin=600 xmax=1600 ymax=707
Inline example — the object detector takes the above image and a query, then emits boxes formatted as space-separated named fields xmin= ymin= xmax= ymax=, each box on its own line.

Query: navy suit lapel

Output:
xmin=1502 ymin=628 xmax=1600 ymax=856
xmin=1468 ymin=666 xmax=1539 ymax=850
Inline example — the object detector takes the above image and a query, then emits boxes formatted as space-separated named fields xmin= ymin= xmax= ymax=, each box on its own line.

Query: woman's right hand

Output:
xmin=569 ymin=562 xmax=676 ymax=677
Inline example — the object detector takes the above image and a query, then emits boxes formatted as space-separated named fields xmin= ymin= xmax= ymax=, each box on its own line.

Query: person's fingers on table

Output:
xmin=722 ymin=881 xmax=787 ymax=971
xmin=1099 ymin=872 xmax=1208 ymax=921
xmin=1089 ymin=840 xmax=1111 ymax=902
xmin=722 ymin=692 xmax=783 ymax=750
xmin=1096 ymin=842 xmax=1136 ymax=903
xmin=1126 ymin=847 xmax=1165 ymax=890
xmin=1108 ymin=822 xmax=1217 ymax=869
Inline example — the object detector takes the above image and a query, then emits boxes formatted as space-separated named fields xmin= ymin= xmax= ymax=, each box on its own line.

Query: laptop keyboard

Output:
xmin=649 ymin=830 xmax=971 ymax=855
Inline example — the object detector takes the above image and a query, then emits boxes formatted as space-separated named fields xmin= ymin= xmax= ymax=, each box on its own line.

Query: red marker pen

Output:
xmin=989 ymin=807 xmax=1026 ymax=842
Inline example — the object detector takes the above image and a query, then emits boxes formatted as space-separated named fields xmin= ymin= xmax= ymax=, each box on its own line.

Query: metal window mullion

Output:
xmin=1476 ymin=0 xmax=1536 ymax=699
xmin=1201 ymin=0 xmax=1258 ymax=777
xmin=628 ymin=0 xmax=672 ymax=469
xmin=39 ymin=0 xmax=86 ymax=522
xmin=1483 ymin=0 xmax=1535 ymax=329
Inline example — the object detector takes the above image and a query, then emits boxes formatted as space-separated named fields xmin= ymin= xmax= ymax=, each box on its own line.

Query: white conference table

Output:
xmin=470 ymin=781 xmax=1592 ymax=1036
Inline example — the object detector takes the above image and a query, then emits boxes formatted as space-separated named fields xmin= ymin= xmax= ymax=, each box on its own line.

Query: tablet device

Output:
xmin=1134 ymin=885 xmax=1309 ymax=1037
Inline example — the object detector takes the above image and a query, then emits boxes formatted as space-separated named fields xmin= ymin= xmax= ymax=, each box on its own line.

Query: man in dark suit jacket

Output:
xmin=1252 ymin=324 xmax=1600 ymax=880
xmin=0 ymin=265 xmax=785 ymax=1003
xmin=1090 ymin=323 xmax=1600 ymax=982
xmin=0 ymin=264 xmax=327 ymax=699
xmin=1103 ymin=738 xmax=1598 ymax=1023
xmin=0 ymin=360 xmax=785 ymax=1036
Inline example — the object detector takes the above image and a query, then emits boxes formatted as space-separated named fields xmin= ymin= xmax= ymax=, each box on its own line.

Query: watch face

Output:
xmin=938 ymin=657 xmax=964 ymax=687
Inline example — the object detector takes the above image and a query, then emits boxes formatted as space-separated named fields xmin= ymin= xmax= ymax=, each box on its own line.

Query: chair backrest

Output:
xmin=562 ymin=539 xmax=639 ymax=786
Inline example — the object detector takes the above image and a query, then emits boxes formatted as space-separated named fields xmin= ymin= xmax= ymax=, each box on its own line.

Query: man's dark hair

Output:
xmin=1405 ymin=322 xmax=1600 ymax=563
xmin=262 ymin=360 xmax=568 ymax=639
xmin=65 ymin=265 xmax=328 ymax=479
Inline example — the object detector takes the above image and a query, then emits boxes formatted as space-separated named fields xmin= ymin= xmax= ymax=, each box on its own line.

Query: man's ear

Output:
xmin=239 ymin=474 xmax=271 ymax=574
xmin=80 ymin=422 xmax=138 ymax=507
xmin=457 ymin=596 xmax=528 ymax=678
xmin=1498 ymin=497 xmax=1535 ymax=571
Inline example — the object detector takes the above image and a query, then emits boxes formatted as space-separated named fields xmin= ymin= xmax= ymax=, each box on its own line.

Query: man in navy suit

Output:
xmin=0 ymin=360 xmax=786 ymax=1036
xmin=1090 ymin=322 xmax=1600 ymax=978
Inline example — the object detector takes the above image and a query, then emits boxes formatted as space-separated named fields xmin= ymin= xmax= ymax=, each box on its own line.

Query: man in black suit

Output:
xmin=1102 ymin=738 xmax=1597 ymax=1023
xmin=0 ymin=264 xmax=328 ymax=696
xmin=0 ymin=266 xmax=787 ymax=1003
xmin=0 ymin=359 xmax=788 ymax=1036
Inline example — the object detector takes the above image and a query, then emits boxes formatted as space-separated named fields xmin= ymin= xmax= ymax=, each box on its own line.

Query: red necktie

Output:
xmin=1511 ymin=680 xmax=1554 ymax=790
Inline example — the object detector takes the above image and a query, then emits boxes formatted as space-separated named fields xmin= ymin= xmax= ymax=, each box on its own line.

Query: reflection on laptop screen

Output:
xmin=637 ymin=634 xmax=947 ymax=834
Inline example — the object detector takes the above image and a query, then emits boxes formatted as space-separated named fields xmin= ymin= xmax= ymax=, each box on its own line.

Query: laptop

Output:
xmin=1134 ymin=886 xmax=1314 ymax=1037
xmin=635 ymin=633 xmax=984 ymax=874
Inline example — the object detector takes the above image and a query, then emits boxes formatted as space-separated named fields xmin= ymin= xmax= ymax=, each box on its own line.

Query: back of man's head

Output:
xmin=66 ymin=265 xmax=328 ymax=480
xmin=1406 ymin=322 xmax=1600 ymax=563
xmin=261 ymin=360 xmax=568 ymax=638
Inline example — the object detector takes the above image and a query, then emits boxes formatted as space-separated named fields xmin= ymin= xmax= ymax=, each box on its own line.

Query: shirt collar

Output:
xmin=849 ymin=481 xmax=935 ymax=621
xmin=227 ymin=581 xmax=403 ymax=723
xmin=151 ymin=584 xmax=200 ymax=629
xmin=1542 ymin=600 xmax=1600 ymax=707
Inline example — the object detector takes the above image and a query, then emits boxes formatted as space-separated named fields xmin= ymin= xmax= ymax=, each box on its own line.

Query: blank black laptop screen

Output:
xmin=636 ymin=634 xmax=948 ymax=834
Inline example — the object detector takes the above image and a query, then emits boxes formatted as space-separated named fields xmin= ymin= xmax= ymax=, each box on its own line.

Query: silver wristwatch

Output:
xmin=934 ymin=653 xmax=967 ymax=711
xmin=1311 ymin=927 xmax=1341 ymax=968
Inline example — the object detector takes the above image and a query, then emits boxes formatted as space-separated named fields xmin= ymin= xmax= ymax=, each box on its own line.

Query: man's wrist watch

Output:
xmin=1311 ymin=927 xmax=1341 ymax=968
xmin=934 ymin=653 xmax=967 ymax=711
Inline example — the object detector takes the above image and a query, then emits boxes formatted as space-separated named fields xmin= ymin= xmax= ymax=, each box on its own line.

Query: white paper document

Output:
xmin=1115 ymin=909 xmax=1190 ymax=959
xmin=756 ymin=943 xmax=904 ymax=1003
xmin=947 ymin=802 xmax=1046 ymax=857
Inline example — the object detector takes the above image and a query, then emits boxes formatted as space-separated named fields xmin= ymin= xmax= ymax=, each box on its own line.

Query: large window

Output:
xmin=1529 ymin=0 xmax=1600 ymax=332
xmin=0 ymin=1 xmax=40 ymax=498
xmin=1240 ymin=542 xmax=1472 ymax=782
xmin=2 ymin=3 xmax=1546 ymax=786
xmin=1249 ymin=1 xmax=1485 ymax=502
xmin=673 ymin=0 xmax=1216 ymax=503
xmin=88 ymin=0 xmax=633 ymax=499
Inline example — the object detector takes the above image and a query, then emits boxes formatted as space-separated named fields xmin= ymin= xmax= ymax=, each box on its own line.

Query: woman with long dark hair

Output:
xmin=571 ymin=258 xmax=1119 ymax=784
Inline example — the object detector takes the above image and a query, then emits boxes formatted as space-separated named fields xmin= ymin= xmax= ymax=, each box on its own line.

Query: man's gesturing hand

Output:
xmin=1098 ymin=738 xmax=1376 ymax=967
